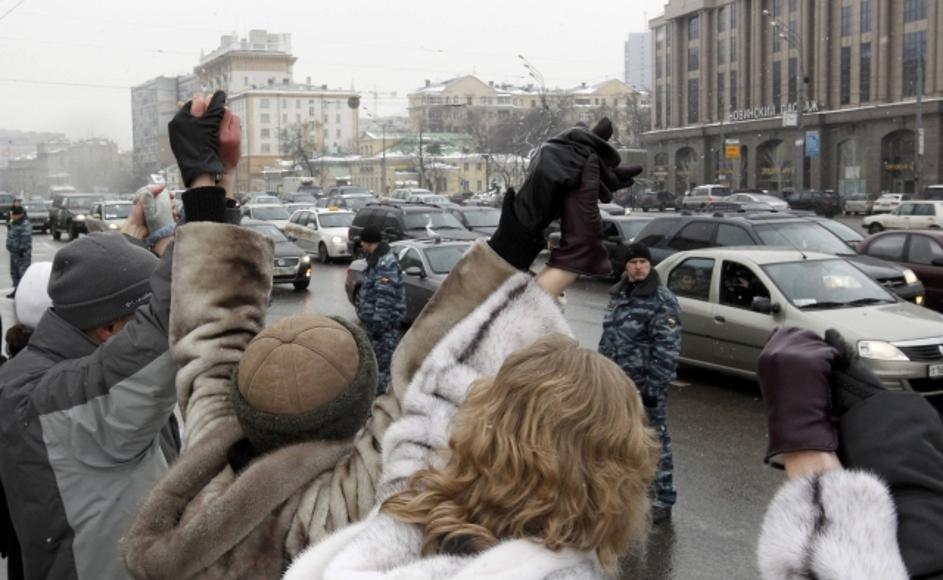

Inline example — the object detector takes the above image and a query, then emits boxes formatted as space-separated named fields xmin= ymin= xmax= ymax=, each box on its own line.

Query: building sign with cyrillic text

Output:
xmin=728 ymin=101 xmax=820 ymax=123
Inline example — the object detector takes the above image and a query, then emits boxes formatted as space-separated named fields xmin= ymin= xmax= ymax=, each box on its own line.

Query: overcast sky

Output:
xmin=0 ymin=0 xmax=667 ymax=149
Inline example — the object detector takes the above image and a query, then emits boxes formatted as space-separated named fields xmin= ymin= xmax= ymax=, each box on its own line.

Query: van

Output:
xmin=681 ymin=185 xmax=731 ymax=210
xmin=918 ymin=185 xmax=943 ymax=201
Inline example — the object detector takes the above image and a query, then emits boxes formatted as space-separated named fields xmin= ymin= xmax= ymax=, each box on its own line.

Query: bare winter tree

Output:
xmin=278 ymin=124 xmax=318 ymax=177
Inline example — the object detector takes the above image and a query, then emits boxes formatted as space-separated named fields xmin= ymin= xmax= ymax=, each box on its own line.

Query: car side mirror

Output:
xmin=751 ymin=296 xmax=781 ymax=315
xmin=404 ymin=266 xmax=424 ymax=278
xmin=933 ymin=258 xmax=943 ymax=267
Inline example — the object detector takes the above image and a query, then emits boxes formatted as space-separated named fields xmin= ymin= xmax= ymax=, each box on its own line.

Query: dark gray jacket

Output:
xmin=0 ymin=245 xmax=177 ymax=580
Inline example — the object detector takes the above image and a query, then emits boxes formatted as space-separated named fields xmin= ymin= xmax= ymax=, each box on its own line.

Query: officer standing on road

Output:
xmin=598 ymin=242 xmax=681 ymax=524
xmin=357 ymin=225 xmax=406 ymax=394
xmin=5 ymin=205 xmax=31 ymax=299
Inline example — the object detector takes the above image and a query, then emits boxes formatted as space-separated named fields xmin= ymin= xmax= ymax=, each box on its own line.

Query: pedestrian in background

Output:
xmin=598 ymin=242 xmax=682 ymax=524
xmin=5 ymin=205 xmax=31 ymax=299
xmin=356 ymin=225 xmax=405 ymax=394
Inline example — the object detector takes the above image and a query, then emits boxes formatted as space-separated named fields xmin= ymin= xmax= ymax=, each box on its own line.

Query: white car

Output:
xmin=872 ymin=193 xmax=914 ymax=214
xmin=863 ymin=201 xmax=943 ymax=234
xmin=681 ymin=184 xmax=732 ymax=210
xmin=721 ymin=192 xmax=789 ymax=211
xmin=386 ymin=188 xmax=433 ymax=202
xmin=241 ymin=203 xmax=291 ymax=230
xmin=284 ymin=207 xmax=355 ymax=263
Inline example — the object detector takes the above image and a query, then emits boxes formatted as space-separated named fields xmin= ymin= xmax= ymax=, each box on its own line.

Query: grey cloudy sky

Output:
xmin=0 ymin=0 xmax=667 ymax=149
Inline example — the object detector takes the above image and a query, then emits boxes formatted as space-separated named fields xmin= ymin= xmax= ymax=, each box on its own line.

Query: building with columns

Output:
xmin=644 ymin=0 xmax=942 ymax=196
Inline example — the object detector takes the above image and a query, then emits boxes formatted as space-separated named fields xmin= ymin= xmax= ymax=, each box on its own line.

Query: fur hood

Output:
xmin=758 ymin=469 xmax=908 ymax=580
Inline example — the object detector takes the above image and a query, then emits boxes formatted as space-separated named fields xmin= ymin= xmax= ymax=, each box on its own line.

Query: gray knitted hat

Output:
xmin=231 ymin=315 xmax=378 ymax=454
xmin=48 ymin=233 xmax=158 ymax=330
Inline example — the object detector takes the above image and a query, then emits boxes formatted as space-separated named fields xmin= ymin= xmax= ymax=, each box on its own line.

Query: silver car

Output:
xmin=85 ymin=201 xmax=133 ymax=233
xmin=656 ymin=247 xmax=943 ymax=397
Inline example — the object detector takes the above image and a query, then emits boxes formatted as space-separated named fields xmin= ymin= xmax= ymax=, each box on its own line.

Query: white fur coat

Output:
xmin=284 ymin=272 xmax=607 ymax=580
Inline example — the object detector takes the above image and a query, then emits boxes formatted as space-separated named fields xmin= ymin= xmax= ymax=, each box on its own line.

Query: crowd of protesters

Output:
xmin=0 ymin=88 xmax=938 ymax=580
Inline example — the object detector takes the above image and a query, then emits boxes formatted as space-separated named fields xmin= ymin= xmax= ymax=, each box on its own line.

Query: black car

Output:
xmin=345 ymin=239 xmax=472 ymax=325
xmin=638 ymin=191 xmax=678 ymax=212
xmin=785 ymin=190 xmax=841 ymax=217
xmin=22 ymin=200 xmax=51 ymax=233
xmin=241 ymin=219 xmax=313 ymax=290
xmin=448 ymin=206 xmax=500 ymax=236
xmin=633 ymin=213 xmax=925 ymax=302
xmin=348 ymin=202 xmax=484 ymax=255
xmin=49 ymin=193 xmax=117 ymax=240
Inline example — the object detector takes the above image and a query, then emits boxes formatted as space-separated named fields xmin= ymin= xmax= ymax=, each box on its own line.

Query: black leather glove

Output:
xmin=546 ymin=155 xmax=612 ymax=276
xmin=758 ymin=327 xmax=840 ymax=464
xmin=168 ymin=91 xmax=227 ymax=187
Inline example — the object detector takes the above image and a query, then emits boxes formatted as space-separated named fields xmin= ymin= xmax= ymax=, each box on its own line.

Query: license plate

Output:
xmin=274 ymin=267 xmax=295 ymax=276
xmin=930 ymin=364 xmax=943 ymax=378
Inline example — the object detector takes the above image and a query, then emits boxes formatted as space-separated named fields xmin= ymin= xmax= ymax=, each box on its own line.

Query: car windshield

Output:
xmin=103 ymin=204 xmax=131 ymax=219
xmin=252 ymin=206 xmax=290 ymax=220
xmin=69 ymin=195 xmax=109 ymax=208
xmin=344 ymin=196 xmax=378 ymax=211
xmin=291 ymin=194 xmax=317 ymax=203
xmin=423 ymin=244 xmax=471 ymax=273
xmin=404 ymin=211 xmax=465 ymax=230
xmin=341 ymin=187 xmax=370 ymax=195
xmin=23 ymin=203 xmax=46 ymax=212
xmin=753 ymin=222 xmax=853 ymax=255
xmin=246 ymin=224 xmax=288 ymax=242
xmin=253 ymin=196 xmax=280 ymax=204
xmin=763 ymin=259 xmax=895 ymax=310
xmin=318 ymin=212 xmax=354 ymax=228
xmin=619 ymin=219 xmax=653 ymax=240
xmin=461 ymin=209 xmax=500 ymax=227
xmin=816 ymin=219 xmax=863 ymax=244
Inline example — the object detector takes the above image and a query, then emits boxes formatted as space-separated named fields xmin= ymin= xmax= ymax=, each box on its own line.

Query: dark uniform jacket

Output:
xmin=0 ymin=245 xmax=178 ymax=580
xmin=358 ymin=243 xmax=406 ymax=333
xmin=598 ymin=270 xmax=681 ymax=401
xmin=6 ymin=217 xmax=31 ymax=257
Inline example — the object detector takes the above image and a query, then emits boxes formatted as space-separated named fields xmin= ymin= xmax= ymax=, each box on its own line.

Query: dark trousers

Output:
xmin=644 ymin=389 xmax=677 ymax=509
xmin=370 ymin=327 xmax=401 ymax=395
xmin=9 ymin=254 xmax=29 ymax=288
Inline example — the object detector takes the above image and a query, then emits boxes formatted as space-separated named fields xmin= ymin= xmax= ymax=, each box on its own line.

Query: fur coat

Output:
xmin=285 ymin=244 xmax=608 ymax=579
xmin=121 ymin=223 xmax=400 ymax=579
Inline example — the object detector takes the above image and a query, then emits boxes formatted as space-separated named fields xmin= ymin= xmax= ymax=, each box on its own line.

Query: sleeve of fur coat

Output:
xmin=169 ymin=222 xmax=273 ymax=448
xmin=757 ymin=469 xmax=909 ymax=580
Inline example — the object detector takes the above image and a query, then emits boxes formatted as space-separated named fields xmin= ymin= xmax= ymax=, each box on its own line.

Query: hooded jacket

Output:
xmin=122 ymin=223 xmax=401 ymax=579
xmin=0 ymin=238 xmax=177 ymax=580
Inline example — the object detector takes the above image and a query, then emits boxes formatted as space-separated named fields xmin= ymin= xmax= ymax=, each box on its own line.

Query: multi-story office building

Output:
xmin=625 ymin=32 xmax=654 ymax=90
xmin=131 ymin=75 xmax=196 ymax=179
xmin=645 ymin=0 xmax=942 ymax=195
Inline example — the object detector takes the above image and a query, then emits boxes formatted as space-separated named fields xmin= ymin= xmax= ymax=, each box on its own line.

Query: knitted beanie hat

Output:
xmin=48 ymin=233 xmax=158 ymax=330
xmin=231 ymin=314 xmax=378 ymax=453
xmin=620 ymin=242 xmax=652 ymax=266
xmin=15 ymin=261 xmax=53 ymax=328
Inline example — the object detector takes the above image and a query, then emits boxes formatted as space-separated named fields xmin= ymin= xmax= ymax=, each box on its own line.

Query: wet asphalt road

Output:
xmin=0 ymin=213 xmax=871 ymax=580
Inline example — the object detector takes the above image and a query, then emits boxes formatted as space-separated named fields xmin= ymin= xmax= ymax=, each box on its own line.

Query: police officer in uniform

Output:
xmin=5 ymin=205 xmax=31 ymax=299
xmin=357 ymin=226 xmax=406 ymax=394
xmin=598 ymin=242 xmax=681 ymax=523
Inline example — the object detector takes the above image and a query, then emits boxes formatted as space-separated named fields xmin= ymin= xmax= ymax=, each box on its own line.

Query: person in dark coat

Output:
xmin=5 ymin=205 xmax=31 ymax=299
xmin=357 ymin=225 xmax=406 ymax=394
xmin=598 ymin=242 xmax=681 ymax=523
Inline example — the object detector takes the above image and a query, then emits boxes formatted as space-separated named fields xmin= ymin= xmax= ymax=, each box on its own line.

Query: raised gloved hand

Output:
xmin=168 ymin=90 xmax=227 ymax=187
xmin=546 ymin=155 xmax=612 ymax=276
xmin=134 ymin=184 xmax=176 ymax=247
xmin=488 ymin=118 xmax=638 ymax=270
xmin=758 ymin=327 xmax=839 ymax=465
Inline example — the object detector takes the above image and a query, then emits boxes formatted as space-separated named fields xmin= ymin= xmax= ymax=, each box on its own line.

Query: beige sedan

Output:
xmin=84 ymin=201 xmax=133 ymax=233
xmin=655 ymin=247 xmax=943 ymax=397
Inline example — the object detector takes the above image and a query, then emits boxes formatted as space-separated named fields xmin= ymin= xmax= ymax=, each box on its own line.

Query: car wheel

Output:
xmin=293 ymin=279 xmax=311 ymax=291
xmin=318 ymin=243 xmax=330 ymax=264
xmin=52 ymin=223 xmax=61 ymax=240
xmin=68 ymin=223 xmax=78 ymax=240
xmin=868 ymin=223 xmax=884 ymax=235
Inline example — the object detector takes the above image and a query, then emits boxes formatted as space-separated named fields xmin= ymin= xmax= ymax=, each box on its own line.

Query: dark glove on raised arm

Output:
xmin=546 ymin=155 xmax=611 ymax=276
xmin=169 ymin=90 xmax=227 ymax=188
xmin=758 ymin=327 xmax=840 ymax=465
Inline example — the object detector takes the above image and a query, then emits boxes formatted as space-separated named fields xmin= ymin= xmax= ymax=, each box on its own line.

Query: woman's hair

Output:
xmin=382 ymin=334 xmax=658 ymax=574
xmin=5 ymin=324 xmax=33 ymax=358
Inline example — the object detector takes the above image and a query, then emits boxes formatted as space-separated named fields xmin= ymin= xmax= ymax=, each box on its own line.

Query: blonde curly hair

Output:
xmin=382 ymin=334 xmax=658 ymax=575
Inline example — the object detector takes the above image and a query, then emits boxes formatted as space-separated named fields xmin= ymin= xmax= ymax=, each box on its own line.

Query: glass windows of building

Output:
xmin=902 ymin=30 xmax=927 ymax=97
xmin=730 ymin=36 xmax=737 ymax=62
xmin=861 ymin=0 xmax=872 ymax=32
xmin=688 ymin=78 xmax=700 ymax=123
xmin=656 ymin=56 xmax=663 ymax=79
xmin=772 ymin=0 xmax=783 ymax=17
xmin=656 ymin=87 xmax=664 ymax=127
xmin=718 ymin=5 xmax=727 ymax=32
xmin=788 ymin=57 xmax=798 ymax=103
xmin=717 ymin=38 xmax=726 ymax=64
xmin=773 ymin=61 xmax=783 ymax=104
xmin=903 ymin=0 xmax=928 ymax=23
xmin=840 ymin=47 xmax=852 ymax=105
xmin=688 ymin=14 xmax=700 ymax=41
xmin=841 ymin=5 xmax=853 ymax=37
xmin=860 ymin=42 xmax=872 ymax=102
xmin=688 ymin=46 xmax=700 ymax=71
xmin=718 ymin=72 xmax=726 ymax=114
xmin=730 ymin=70 xmax=738 ymax=111
xmin=788 ymin=0 xmax=798 ymax=12
xmin=730 ymin=2 xmax=737 ymax=29
xmin=773 ymin=30 xmax=782 ymax=53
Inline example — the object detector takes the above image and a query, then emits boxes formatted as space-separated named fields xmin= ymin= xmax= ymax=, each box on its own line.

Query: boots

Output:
xmin=546 ymin=155 xmax=612 ymax=277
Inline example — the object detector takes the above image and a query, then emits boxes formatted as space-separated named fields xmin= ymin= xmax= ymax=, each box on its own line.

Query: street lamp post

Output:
xmin=764 ymin=10 xmax=806 ymax=194
xmin=362 ymin=106 xmax=389 ymax=193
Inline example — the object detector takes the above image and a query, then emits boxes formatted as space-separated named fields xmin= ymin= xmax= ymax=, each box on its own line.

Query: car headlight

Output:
xmin=332 ymin=236 xmax=344 ymax=244
xmin=916 ymin=295 xmax=925 ymax=305
xmin=301 ymin=255 xmax=311 ymax=264
xmin=108 ymin=223 xmax=119 ymax=230
xmin=902 ymin=269 xmax=919 ymax=285
xmin=74 ymin=214 xmax=85 ymax=221
xmin=857 ymin=340 xmax=909 ymax=361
